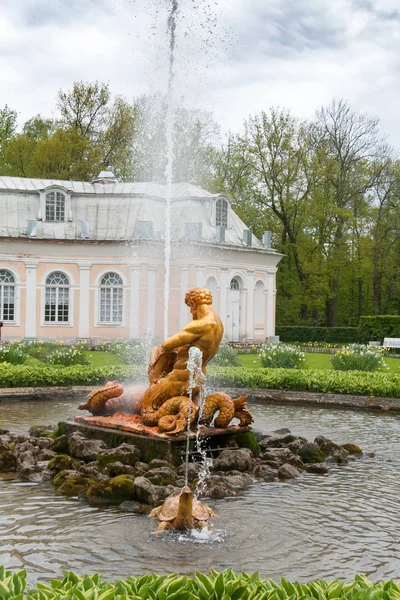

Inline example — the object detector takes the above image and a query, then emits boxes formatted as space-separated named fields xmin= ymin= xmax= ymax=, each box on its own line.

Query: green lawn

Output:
xmin=239 ymin=352 xmax=400 ymax=374
xmin=82 ymin=351 xmax=124 ymax=367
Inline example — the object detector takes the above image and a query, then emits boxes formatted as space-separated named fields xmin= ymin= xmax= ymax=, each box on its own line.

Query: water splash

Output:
xmin=185 ymin=346 xmax=203 ymax=486
xmin=163 ymin=0 xmax=178 ymax=339
xmin=194 ymin=386 xmax=213 ymax=497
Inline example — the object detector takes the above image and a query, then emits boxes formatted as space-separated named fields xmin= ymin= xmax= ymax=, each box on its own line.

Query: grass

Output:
xmin=238 ymin=352 xmax=400 ymax=374
xmin=22 ymin=351 xmax=124 ymax=368
xmin=82 ymin=351 xmax=124 ymax=367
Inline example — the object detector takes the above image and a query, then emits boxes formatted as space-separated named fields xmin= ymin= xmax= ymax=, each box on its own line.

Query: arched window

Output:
xmin=100 ymin=272 xmax=123 ymax=324
xmin=45 ymin=272 xmax=70 ymax=323
xmin=216 ymin=198 xmax=228 ymax=228
xmin=0 ymin=270 xmax=15 ymax=321
xmin=45 ymin=191 xmax=66 ymax=222
xmin=230 ymin=277 xmax=240 ymax=291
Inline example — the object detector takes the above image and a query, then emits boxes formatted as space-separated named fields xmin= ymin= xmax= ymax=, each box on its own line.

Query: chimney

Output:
xmin=262 ymin=231 xmax=272 ymax=248
xmin=243 ymin=229 xmax=252 ymax=246
xmin=27 ymin=220 xmax=37 ymax=238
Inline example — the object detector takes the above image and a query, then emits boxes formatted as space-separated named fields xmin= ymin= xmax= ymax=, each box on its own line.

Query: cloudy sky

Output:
xmin=1 ymin=0 xmax=400 ymax=146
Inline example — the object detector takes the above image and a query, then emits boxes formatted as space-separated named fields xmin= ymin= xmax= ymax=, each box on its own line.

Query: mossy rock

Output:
xmin=47 ymin=454 xmax=81 ymax=473
xmin=97 ymin=444 xmax=141 ymax=470
xmin=52 ymin=422 xmax=67 ymax=439
xmin=58 ymin=474 xmax=97 ymax=497
xmin=29 ymin=424 xmax=56 ymax=438
xmin=298 ymin=444 xmax=326 ymax=464
xmin=87 ymin=474 xmax=136 ymax=506
xmin=341 ymin=443 xmax=363 ymax=455
xmin=146 ymin=466 xmax=176 ymax=486
xmin=51 ymin=435 xmax=69 ymax=454
xmin=236 ymin=431 xmax=260 ymax=455
xmin=53 ymin=469 xmax=80 ymax=488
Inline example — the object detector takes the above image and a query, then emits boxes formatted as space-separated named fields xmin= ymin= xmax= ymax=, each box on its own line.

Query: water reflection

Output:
xmin=0 ymin=397 xmax=399 ymax=582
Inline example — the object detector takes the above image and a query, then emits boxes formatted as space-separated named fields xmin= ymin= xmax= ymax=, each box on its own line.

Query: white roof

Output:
xmin=0 ymin=176 xmax=274 ymax=252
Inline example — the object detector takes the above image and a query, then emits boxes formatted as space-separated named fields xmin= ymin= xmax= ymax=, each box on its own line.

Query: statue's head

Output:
xmin=185 ymin=287 xmax=212 ymax=318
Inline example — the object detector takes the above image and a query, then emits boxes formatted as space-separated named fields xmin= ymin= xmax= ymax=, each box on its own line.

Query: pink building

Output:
xmin=0 ymin=173 xmax=282 ymax=343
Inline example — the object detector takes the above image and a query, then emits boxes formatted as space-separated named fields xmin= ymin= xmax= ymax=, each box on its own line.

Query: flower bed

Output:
xmin=0 ymin=567 xmax=398 ymax=599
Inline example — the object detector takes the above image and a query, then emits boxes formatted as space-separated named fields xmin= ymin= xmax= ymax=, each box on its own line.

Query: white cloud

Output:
xmin=1 ymin=0 xmax=400 ymax=147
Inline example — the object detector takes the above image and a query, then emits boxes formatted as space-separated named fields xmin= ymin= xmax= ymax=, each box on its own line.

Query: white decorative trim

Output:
xmin=25 ymin=263 xmax=37 ymax=337
xmin=129 ymin=266 xmax=140 ymax=338
xmin=0 ymin=265 xmax=21 ymax=327
xmin=147 ymin=266 xmax=156 ymax=336
xmin=180 ymin=267 xmax=189 ymax=330
xmin=78 ymin=265 xmax=90 ymax=338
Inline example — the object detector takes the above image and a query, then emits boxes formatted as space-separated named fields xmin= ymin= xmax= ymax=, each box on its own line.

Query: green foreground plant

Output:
xmin=259 ymin=343 xmax=305 ymax=369
xmin=1 ymin=364 xmax=400 ymax=398
xmin=331 ymin=344 xmax=387 ymax=372
xmin=1 ymin=567 xmax=400 ymax=600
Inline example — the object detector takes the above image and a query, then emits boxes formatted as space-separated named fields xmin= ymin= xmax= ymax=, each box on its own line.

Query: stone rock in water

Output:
xmin=253 ymin=464 xmax=278 ymax=481
xmin=58 ymin=473 xmax=98 ymax=497
xmin=331 ymin=448 xmax=349 ymax=464
xmin=47 ymin=454 xmax=81 ymax=473
xmin=133 ymin=476 xmax=169 ymax=506
xmin=68 ymin=432 xmax=108 ymax=461
xmin=51 ymin=434 xmax=69 ymax=454
xmin=203 ymin=475 xmax=233 ymax=499
xmin=314 ymin=435 xmax=339 ymax=456
xmin=104 ymin=461 xmax=135 ymax=477
xmin=212 ymin=448 xmax=254 ymax=472
xmin=0 ymin=444 xmax=16 ymax=472
xmin=305 ymin=463 xmax=329 ymax=475
xmin=145 ymin=466 xmax=177 ymax=486
xmin=148 ymin=459 xmax=172 ymax=469
xmin=259 ymin=433 xmax=297 ymax=449
xmin=278 ymin=463 xmax=301 ymax=479
xmin=97 ymin=443 xmax=141 ymax=469
xmin=29 ymin=424 xmax=56 ymax=438
xmin=119 ymin=500 xmax=146 ymax=513
xmin=87 ymin=474 xmax=136 ymax=505
xmin=177 ymin=462 xmax=202 ymax=482
xmin=298 ymin=444 xmax=326 ymax=464
xmin=341 ymin=443 xmax=362 ymax=455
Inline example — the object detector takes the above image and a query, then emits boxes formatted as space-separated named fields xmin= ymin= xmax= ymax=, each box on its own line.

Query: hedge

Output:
xmin=358 ymin=315 xmax=400 ymax=343
xmin=277 ymin=316 xmax=400 ymax=345
xmin=276 ymin=326 xmax=359 ymax=344
xmin=1 ymin=567 xmax=399 ymax=600
xmin=2 ymin=364 xmax=400 ymax=398
xmin=208 ymin=366 xmax=400 ymax=398
xmin=0 ymin=364 xmax=144 ymax=388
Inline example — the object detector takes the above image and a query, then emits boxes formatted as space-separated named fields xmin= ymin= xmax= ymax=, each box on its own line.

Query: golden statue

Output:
xmin=79 ymin=287 xmax=253 ymax=434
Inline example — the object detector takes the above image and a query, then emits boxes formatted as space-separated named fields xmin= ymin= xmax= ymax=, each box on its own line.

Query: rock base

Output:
xmin=67 ymin=417 xmax=251 ymax=465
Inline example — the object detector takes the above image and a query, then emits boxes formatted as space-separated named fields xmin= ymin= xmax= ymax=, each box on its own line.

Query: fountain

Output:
xmin=70 ymin=287 xmax=254 ymax=468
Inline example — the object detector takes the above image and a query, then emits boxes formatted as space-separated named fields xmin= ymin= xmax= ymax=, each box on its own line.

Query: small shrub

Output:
xmin=0 ymin=343 xmax=27 ymax=365
xmin=259 ymin=343 xmax=305 ymax=369
xmin=210 ymin=344 xmax=241 ymax=367
xmin=331 ymin=344 xmax=387 ymax=372
xmin=46 ymin=346 xmax=90 ymax=367
xmin=98 ymin=339 xmax=152 ymax=364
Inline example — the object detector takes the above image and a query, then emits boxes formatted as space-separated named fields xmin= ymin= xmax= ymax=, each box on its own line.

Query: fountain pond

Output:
xmin=0 ymin=395 xmax=399 ymax=583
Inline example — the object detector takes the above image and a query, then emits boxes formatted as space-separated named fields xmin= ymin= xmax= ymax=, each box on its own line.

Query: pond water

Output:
xmin=0 ymin=397 xmax=399 ymax=583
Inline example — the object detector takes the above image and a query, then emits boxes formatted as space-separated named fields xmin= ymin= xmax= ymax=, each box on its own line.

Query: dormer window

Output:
xmin=38 ymin=186 xmax=72 ymax=222
xmin=216 ymin=197 xmax=228 ymax=228
xmin=45 ymin=191 xmax=66 ymax=222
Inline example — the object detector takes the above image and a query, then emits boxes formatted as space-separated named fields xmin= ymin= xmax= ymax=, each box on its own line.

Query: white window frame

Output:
xmin=40 ymin=270 xmax=74 ymax=327
xmin=93 ymin=269 xmax=127 ymax=328
xmin=215 ymin=196 xmax=229 ymax=228
xmin=38 ymin=185 xmax=73 ymax=222
xmin=0 ymin=269 xmax=16 ymax=323
xmin=99 ymin=272 xmax=124 ymax=325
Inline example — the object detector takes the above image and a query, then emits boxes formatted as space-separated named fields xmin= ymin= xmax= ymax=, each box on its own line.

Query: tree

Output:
xmin=313 ymin=99 xmax=390 ymax=325
xmin=57 ymin=80 xmax=110 ymax=140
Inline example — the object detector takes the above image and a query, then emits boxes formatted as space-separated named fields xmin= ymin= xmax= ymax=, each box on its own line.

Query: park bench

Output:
xmin=382 ymin=338 xmax=400 ymax=348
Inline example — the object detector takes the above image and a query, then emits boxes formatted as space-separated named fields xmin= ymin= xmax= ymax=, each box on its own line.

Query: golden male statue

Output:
xmin=80 ymin=287 xmax=253 ymax=434
xmin=140 ymin=288 xmax=224 ymax=432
